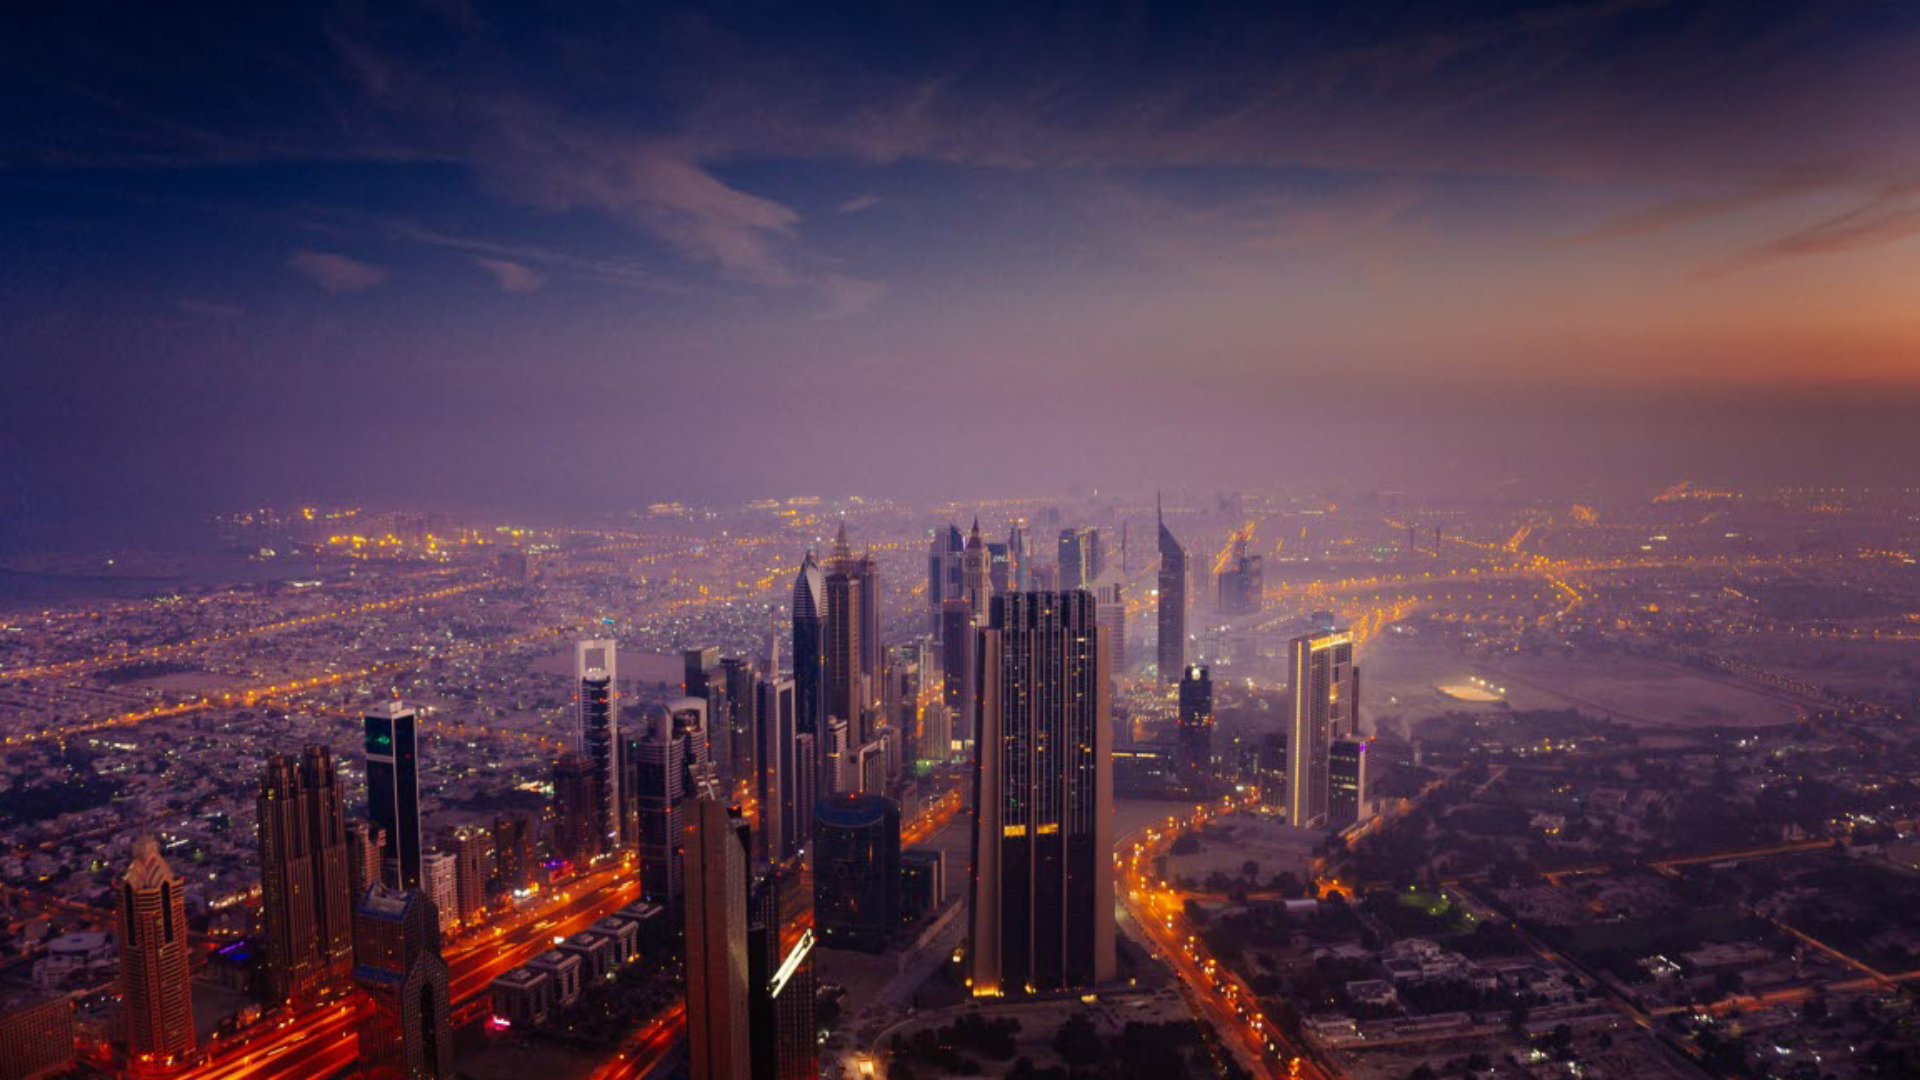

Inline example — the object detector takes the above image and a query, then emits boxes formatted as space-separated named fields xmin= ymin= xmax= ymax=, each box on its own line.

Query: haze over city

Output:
xmin=3 ymin=5 xmax=1919 ymax=1080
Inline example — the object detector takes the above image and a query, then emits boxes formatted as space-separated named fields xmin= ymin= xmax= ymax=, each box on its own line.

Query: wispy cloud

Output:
xmin=836 ymin=194 xmax=882 ymax=214
xmin=1571 ymin=167 xmax=1851 ymax=243
xmin=1697 ymin=182 xmax=1920 ymax=276
xmin=288 ymin=250 xmax=387 ymax=293
xmin=474 ymin=257 xmax=544 ymax=293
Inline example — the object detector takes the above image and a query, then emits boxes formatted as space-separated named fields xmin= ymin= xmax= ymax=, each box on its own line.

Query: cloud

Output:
xmin=814 ymin=274 xmax=886 ymax=319
xmin=288 ymin=250 xmax=387 ymax=293
xmin=836 ymin=194 xmax=882 ymax=214
xmin=474 ymin=257 xmax=545 ymax=293
xmin=1697 ymin=183 xmax=1920 ymax=276
xmin=1570 ymin=167 xmax=1852 ymax=243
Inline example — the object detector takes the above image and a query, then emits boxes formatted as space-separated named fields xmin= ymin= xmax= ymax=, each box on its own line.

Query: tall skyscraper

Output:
xmin=352 ymin=885 xmax=452 ymax=1079
xmin=968 ymin=591 xmax=1115 ymax=996
xmin=576 ymin=639 xmax=620 ymax=856
xmin=346 ymin=820 xmax=385 ymax=912
xmin=1156 ymin=496 xmax=1188 ymax=682
xmin=722 ymin=656 xmax=760 ymax=795
xmin=791 ymin=553 xmax=827 ymax=741
xmin=117 ymin=837 xmax=195 ymax=1066
xmin=755 ymin=677 xmax=803 ymax=864
xmin=1216 ymin=534 xmax=1265 ymax=616
xmin=365 ymin=700 xmax=422 ymax=889
xmin=551 ymin=753 xmax=601 ymax=868
xmin=962 ymin=519 xmax=993 ymax=623
xmin=1006 ymin=520 xmax=1030 ymax=591
xmin=926 ymin=524 xmax=965 ymax=637
xmin=1286 ymin=629 xmax=1359 ymax=829
xmin=491 ymin=812 xmax=533 ymax=893
xmin=939 ymin=598 xmax=977 ymax=746
xmin=446 ymin=825 xmax=491 ymax=924
xmin=825 ymin=525 xmax=878 ymax=742
xmin=419 ymin=851 xmax=459 ymax=934
xmin=813 ymin=794 xmax=900 ymax=953
xmin=685 ymin=799 xmax=750 ymax=1080
xmin=1091 ymin=569 xmax=1127 ymax=679
xmin=1177 ymin=666 xmax=1215 ymax=779
xmin=1329 ymin=736 xmax=1370 ymax=827
xmin=257 ymin=747 xmax=353 ymax=1005
xmin=630 ymin=710 xmax=688 ymax=915
xmin=748 ymin=866 xmax=817 ymax=1080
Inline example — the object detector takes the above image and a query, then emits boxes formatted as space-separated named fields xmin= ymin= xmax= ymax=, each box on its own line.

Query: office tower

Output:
xmin=823 ymin=717 xmax=853 ymax=796
xmin=722 ymin=656 xmax=759 ymax=795
xmin=674 ymin=697 xmax=721 ymax=801
xmin=685 ymin=799 xmax=749 ymax=1080
xmin=922 ymin=701 xmax=952 ymax=767
xmin=1056 ymin=528 xmax=1081 ymax=591
xmin=684 ymin=647 xmax=721 ymax=697
xmin=792 ymin=553 xmax=827 ymax=741
xmin=352 ymin=885 xmax=452 ymax=1080
xmin=825 ymin=526 xmax=874 ymax=742
xmin=1007 ymin=521 xmax=1030 ymax=590
xmin=576 ymin=639 xmax=619 ymax=856
xmin=939 ymin=598 xmax=977 ymax=745
xmin=962 ymin=519 xmax=993 ymax=623
xmin=968 ymin=591 xmax=1115 ymax=995
xmin=843 ymin=528 xmax=883 ymax=712
xmin=755 ymin=677 xmax=801 ymax=863
xmin=117 ymin=836 xmax=195 ymax=1065
xmin=986 ymin=541 xmax=1011 ymax=595
xmin=1177 ymin=666 xmax=1215 ymax=778
xmin=366 ymin=700 xmax=422 ymax=890
xmin=631 ymin=710 xmax=687 ymax=914
xmin=1091 ymin=569 xmax=1127 ymax=679
xmin=346 ymin=820 xmax=385 ymax=908
xmin=1256 ymin=734 xmax=1288 ymax=809
xmin=0 ymin=995 xmax=75 ymax=1080
xmin=492 ymin=812 xmax=533 ymax=893
xmin=926 ymin=524 xmax=965 ymax=638
xmin=855 ymin=740 xmax=887 ymax=795
xmin=813 ymin=794 xmax=900 ymax=952
xmin=257 ymin=748 xmax=354 ymax=1005
xmin=684 ymin=648 xmax=734 ymax=782
xmin=419 ymin=852 xmax=459 ymax=933
xmin=1286 ymin=629 xmax=1359 ymax=829
xmin=900 ymin=848 xmax=947 ymax=922
xmin=883 ymin=641 xmax=930 ymax=777
xmin=748 ymin=865 xmax=817 ymax=1080
xmin=446 ymin=826 xmax=491 ymax=923
xmin=550 ymin=753 xmax=601 ymax=868
xmin=1329 ymin=737 xmax=1370 ymax=827
xmin=1156 ymin=495 xmax=1188 ymax=682
xmin=792 ymin=733 xmax=816 ymax=853
xmin=1216 ymin=534 xmax=1264 ymax=616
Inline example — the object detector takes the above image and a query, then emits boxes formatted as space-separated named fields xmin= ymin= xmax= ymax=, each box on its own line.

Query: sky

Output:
xmin=3 ymin=1 xmax=1919 ymax=547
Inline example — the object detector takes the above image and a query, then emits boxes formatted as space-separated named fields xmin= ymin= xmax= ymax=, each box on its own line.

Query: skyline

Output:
xmin=6 ymin=1 xmax=1920 ymax=550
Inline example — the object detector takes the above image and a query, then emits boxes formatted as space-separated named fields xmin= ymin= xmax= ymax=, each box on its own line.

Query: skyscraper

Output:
xmin=748 ymin=866 xmax=817 ymax=1080
xmin=791 ymin=553 xmax=827 ymax=741
xmin=365 ymin=700 xmax=422 ymax=889
xmin=1286 ymin=629 xmax=1359 ymax=829
xmin=630 ymin=710 xmax=687 ymax=915
xmin=346 ymin=820 xmax=385 ymax=912
xmin=419 ymin=851 xmax=459 ymax=934
xmin=117 ymin=837 xmax=195 ymax=1066
xmin=1091 ymin=568 xmax=1127 ymax=679
xmin=1216 ymin=533 xmax=1265 ymax=616
xmin=825 ymin=525 xmax=877 ymax=742
xmin=1329 ymin=736 xmax=1370 ymax=827
xmin=962 ymin=519 xmax=993 ymax=623
xmin=722 ymin=656 xmax=760 ymax=795
xmin=968 ymin=591 xmax=1115 ymax=996
xmin=1007 ymin=520 xmax=1030 ymax=591
xmin=926 ymin=524 xmax=965 ymax=638
xmin=1177 ymin=666 xmax=1215 ymax=780
xmin=551 ymin=753 xmax=601 ymax=869
xmin=352 ymin=885 xmax=452 ymax=1080
xmin=576 ymin=639 xmax=619 ymax=856
xmin=257 ymin=747 xmax=353 ymax=1006
xmin=755 ymin=677 xmax=804 ymax=864
xmin=813 ymin=794 xmax=900 ymax=953
xmin=491 ymin=812 xmax=533 ymax=894
xmin=1156 ymin=496 xmax=1187 ymax=682
xmin=685 ymin=798 xmax=750 ymax=1080
xmin=446 ymin=825 xmax=491 ymax=924
xmin=939 ymin=598 xmax=977 ymax=747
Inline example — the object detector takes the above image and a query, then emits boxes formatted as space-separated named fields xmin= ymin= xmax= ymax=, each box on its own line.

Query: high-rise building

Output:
xmin=630 ymin=710 xmax=687 ymax=915
xmin=962 ymin=519 xmax=993 ymax=623
xmin=550 ymin=753 xmax=601 ymax=869
xmin=117 ymin=837 xmax=195 ymax=1066
xmin=491 ymin=813 xmax=533 ymax=894
xmin=1256 ymin=734 xmax=1288 ymax=809
xmin=0 ymin=995 xmax=75 ymax=1080
xmin=1091 ymin=569 xmax=1127 ymax=679
xmin=926 ymin=524 xmax=965 ymax=638
xmin=685 ymin=799 xmax=749 ymax=1080
xmin=1286 ymin=629 xmax=1358 ymax=829
xmin=722 ymin=656 xmax=760 ymax=796
xmin=825 ymin=526 xmax=877 ymax=743
xmin=939 ymin=598 xmax=976 ymax=746
xmin=352 ymin=885 xmax=452 ymax=1079
xmin=986 ymin=541 xmax=1011 ymax=596
xmin=1178 ymin=666 xmax=1215 ymax=779
xmin=922 ymin=700 xmax=952 ymax=767
xmin=823 ymin=717 xmax=853 ymax=797
xmin=419 ymin=852 xmax=459 ymax=934
xmin=257 ymin=747 xmax=353 ymax=1005
xmin=1006 ymin=521 xmax=1030 ymax=591
xmin=576 ymin=639 xmax=619 ymax=856
xmin=792 ymin=553 xmax=827 ymax=741
xmin=968 ymin=591 xmax=1115 ymax=996
xmin=346 ymin=820 xmax=385 ymax=908
xmin=748 ymin=866 xmax=817 ymax=1080
xmin=1216 ymin=534 xmax=1265 ymax=616
xmin=754 ymin=677 xmax=803 ymax=864
xmin=365 ymin=701 xmax=422 ymax=889
xmin=813 ymin=794 xmax=900 ymax=953
xmin=446 ymin=826 xmax=491 ymax=924
xmin=1156 ymin=496 xmax=1187 ymax=682
xmin=1329 ymin=737 xmax=1370 ymax=828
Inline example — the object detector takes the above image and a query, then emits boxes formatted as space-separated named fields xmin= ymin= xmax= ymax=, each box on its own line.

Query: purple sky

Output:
xmin=4 ymin=1 xmax=1919 ymax=546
